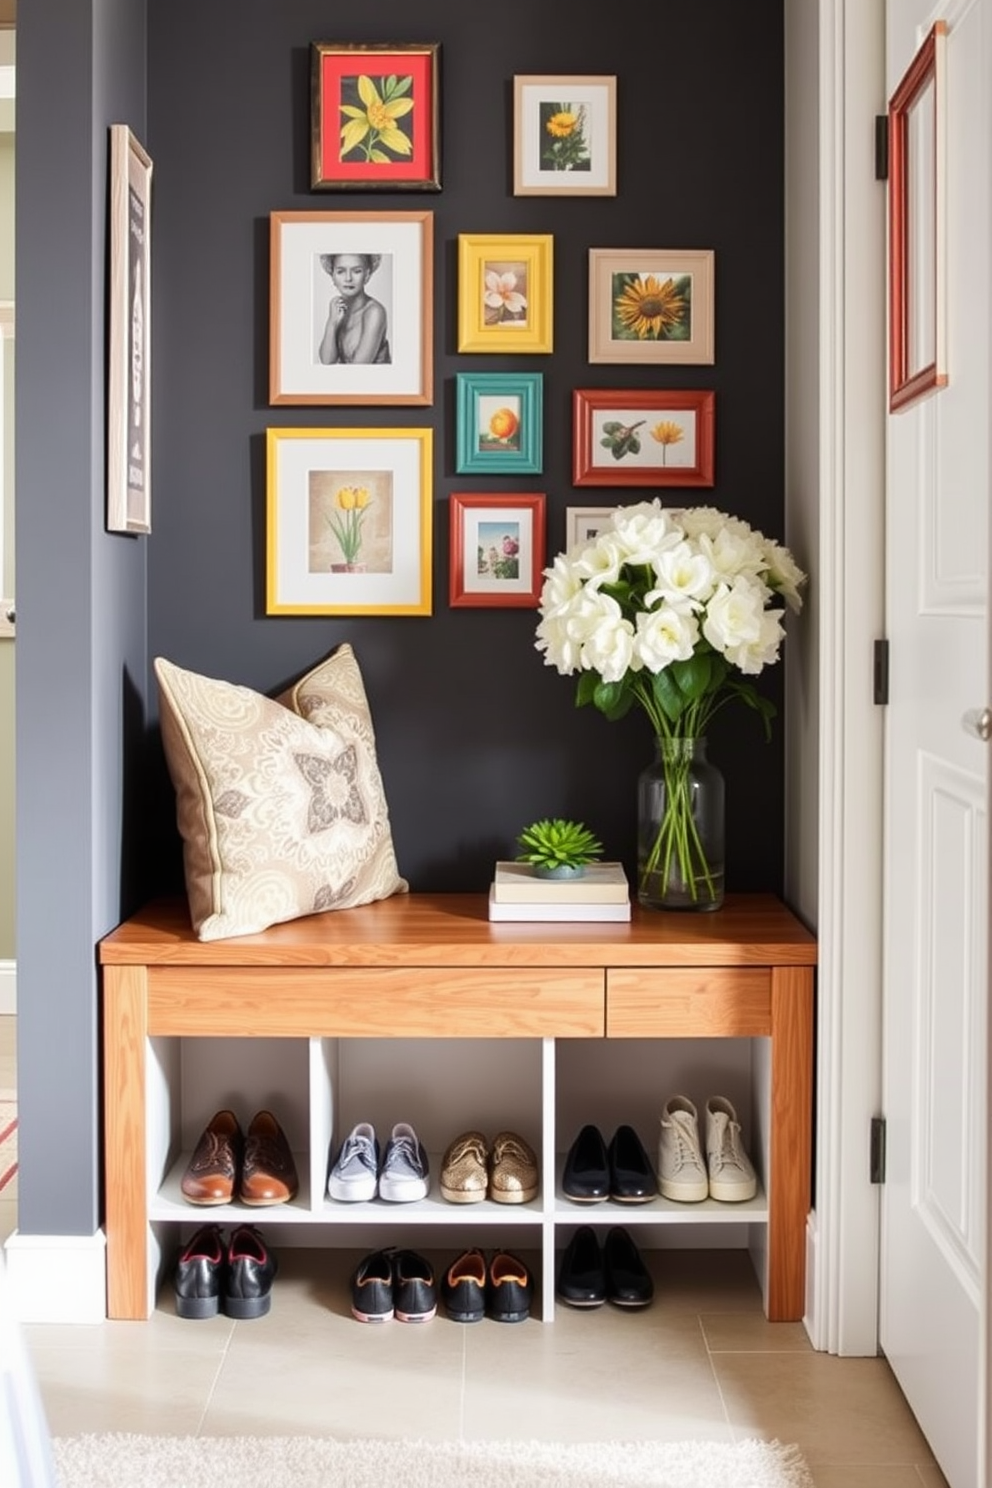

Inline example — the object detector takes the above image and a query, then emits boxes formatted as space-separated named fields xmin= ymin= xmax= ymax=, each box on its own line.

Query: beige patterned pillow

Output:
xmin=155 ymin=645 xmax=407 ymax=941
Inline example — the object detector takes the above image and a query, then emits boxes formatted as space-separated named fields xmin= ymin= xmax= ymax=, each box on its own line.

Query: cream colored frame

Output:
xmin=588 ymin=247 xmax=714 ymax=365
xmin=107 ymin=124 xmax=153 ymax=533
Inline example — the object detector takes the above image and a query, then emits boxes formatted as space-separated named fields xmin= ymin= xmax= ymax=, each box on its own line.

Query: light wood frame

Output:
xmin=588 ymin=247 xmax=714 ymax=365
xmin=888 ymin=20 xmax=947 ymax=412
xmin=457 ymin=233 xmax=553 ymax=354
xmin=269 ymin=210 xmax=433 ymax=406
xmin=513 ymin=74 xmax=616 ymax=196
xmin=107 ymin=124 xmax=153 ymax=534
xmin=266 ymin=426 xmax=433 ymax=616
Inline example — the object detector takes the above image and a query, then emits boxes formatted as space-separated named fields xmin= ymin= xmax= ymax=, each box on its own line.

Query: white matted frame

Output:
xmin=269 ymin=210 xmax=433 ymax=406
xmin=449 ymin=492 xmax=545 ymax=608
xmin=266 ymin=426 xmax=433 ymax=616
xmin=564 ymin=505 xmax=616 ymax=552
xmin=107 ymin=124 xmax=153 ymax=534
xmin=588 ymin=247 xmax=714 ymax=365
xmin=513 ymin=74 xmax=616 ymax=196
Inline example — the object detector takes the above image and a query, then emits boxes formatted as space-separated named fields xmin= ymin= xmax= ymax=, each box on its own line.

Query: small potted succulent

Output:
xmin=516 ymin=818 xmax=604 ymax=880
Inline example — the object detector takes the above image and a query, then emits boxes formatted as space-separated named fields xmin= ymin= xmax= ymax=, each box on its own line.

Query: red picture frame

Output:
xmin=572 ymin=388 xmax=715 ymax=488
xmin=888 ymin=21 xmax=947 ymax=413
xmin=310 ymin=43 xmax=441 ymax=192
xmin=449 ymin=493 xmax=545 ymax=609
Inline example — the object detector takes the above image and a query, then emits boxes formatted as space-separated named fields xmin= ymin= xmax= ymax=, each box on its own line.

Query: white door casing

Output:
xmin=881 ymin=3 xmax=989 ymax=1485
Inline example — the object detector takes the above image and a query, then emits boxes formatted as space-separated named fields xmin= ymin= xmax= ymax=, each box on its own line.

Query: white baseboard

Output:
xmin=3 ymin=1230 xmax=107 ymax=1322
xmin=0 ymin=959 xmax=14 ymax=1015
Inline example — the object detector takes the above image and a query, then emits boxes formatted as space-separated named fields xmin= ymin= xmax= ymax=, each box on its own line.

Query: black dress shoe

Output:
xmin=608 ymin=1124 xmax=656 ymax=1203
xmin=224 ymin=1224 xmax=277 ymax=1319
xmin=174 ymin=1223 xmax=225 ymax=1319
xmin=556 ymin=1225 xmax=606 ymax=1308
xmin=604 ymin=1225 xmax=654 ymax=1308
xmin=442 ymin=1248 xmax=487 ymax=1323
xmin=562 ymin=1124 xmax=610 ymax=1202
xmin=487 ymin=1250 xmax=533 ymax=1322
xmin=391 ymin=1249 xmax=436 ymax=1323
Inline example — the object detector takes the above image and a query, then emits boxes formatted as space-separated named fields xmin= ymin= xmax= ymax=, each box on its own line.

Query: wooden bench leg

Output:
xmin=103 ymin=964 xmax=150 ymax=1319
xmin=766 ymin=964 xmax=814 ymax=1321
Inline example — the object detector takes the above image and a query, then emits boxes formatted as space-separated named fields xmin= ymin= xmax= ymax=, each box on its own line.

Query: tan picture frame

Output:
xmin=513 ymin=74 xmax=616 ymax=197
xmin=269 ymin=209 xmax=433 ymax=406
xmin=107 ymin=124 xmax=153 ymax=533
xmin=588 ymin=247 xmax=714 ymax=365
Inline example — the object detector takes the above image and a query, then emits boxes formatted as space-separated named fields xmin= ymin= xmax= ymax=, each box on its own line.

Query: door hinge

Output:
xmin=870 ymin=1116 xmax=887 ymax=1184
xmin=875 ymin=114 xmax=889 ymax=180
xmin=873 ymin=638 xmax=889 ymax=705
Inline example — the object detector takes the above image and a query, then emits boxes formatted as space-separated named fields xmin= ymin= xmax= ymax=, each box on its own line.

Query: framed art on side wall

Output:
xmin=449 ymin=492 xmax=545 ymax=608
xmin=513 ymin=74 xmax=616 ymax=196
xmin=457 ymin=234 xmax=553 ymax=354
xmin=310 ymin=42 xmax=441 ymax=192
xmin=270 ymin=210 xmax=433 ymax=406
xmin=588 ymin=248 xmax=714 ymax=365
xmin=573 ymin=388 xmax=715 ymax=488
xmin=266 ymin=426 xmax=433 ymax=616
xmin=107 ymin=124 xmax=153 ymax=533
xmin=455 ymin=372 xmax=543 ymax=474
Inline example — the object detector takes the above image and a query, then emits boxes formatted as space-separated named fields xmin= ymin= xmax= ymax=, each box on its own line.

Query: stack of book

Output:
xmin=487 ymin=861 xmax=631 ymax=922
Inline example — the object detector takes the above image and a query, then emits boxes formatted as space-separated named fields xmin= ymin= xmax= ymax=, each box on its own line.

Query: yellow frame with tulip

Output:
xmin=457 ymin=234 xmax=554 ymax=354
xmin=266 ymin=426 xmax=433 ymax=616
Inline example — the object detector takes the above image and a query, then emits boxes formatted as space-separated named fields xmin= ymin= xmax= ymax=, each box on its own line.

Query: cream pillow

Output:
xmin=155 ymin=645 xmax=407 ymax=941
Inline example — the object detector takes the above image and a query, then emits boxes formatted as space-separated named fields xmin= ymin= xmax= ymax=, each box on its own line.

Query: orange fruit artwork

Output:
xmin=488 ymin=407 xmax=520 ymax=441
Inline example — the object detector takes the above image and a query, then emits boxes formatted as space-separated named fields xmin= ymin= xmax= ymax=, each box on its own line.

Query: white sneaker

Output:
xmin=657 ymin=1096 xmax=709 ymax=1202
xmin=705 ymin=1097 xmax=757 ymax=1202
xmin=327 ymin=1122 xmax=379 ymax=1202
xmin=378 ymin=1122 xmax=430 ymax=1202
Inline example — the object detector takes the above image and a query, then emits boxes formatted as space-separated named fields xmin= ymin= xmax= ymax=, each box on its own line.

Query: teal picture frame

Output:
xmin=455 ymin=371 xmax=543 ymax=474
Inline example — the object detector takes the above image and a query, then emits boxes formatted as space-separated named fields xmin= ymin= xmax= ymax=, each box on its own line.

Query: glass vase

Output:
xmin=637 ymin=737 xmax=725 ymax=911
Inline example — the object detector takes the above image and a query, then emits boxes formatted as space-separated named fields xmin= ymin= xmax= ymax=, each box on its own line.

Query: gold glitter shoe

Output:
xmin=439 ymin=1130 xmax=489 ymax=1204
xmin=489 ymin=1131 xmax=539 ymax=1205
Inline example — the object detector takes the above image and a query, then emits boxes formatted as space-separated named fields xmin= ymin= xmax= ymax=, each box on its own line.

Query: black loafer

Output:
xmin=604 ymin=1225 xmax=654 ymax=1308
xmin=487 ymin=1250 xmax=533 ymax=1323
xmin=174 ymin=1223 xmax=225 ymax=1319
xmin=608 ymin=1124 xmax=656 ymax=1203
xmin=442 ymin=1247 xmax=487 ymax=1323
xmin=562 ymin=1124 xmax=610 ymax=1202
xmin=556 ymin=1225 xmax=606 ymax=1308
xmin=224 ymin=1224 xmax=277 ymax=1319
xmin=392 ymin=1249 xmax=436 ymax=1323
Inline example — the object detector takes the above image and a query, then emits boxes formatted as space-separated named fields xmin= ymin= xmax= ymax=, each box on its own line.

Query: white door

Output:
xmin=881 ymin=3 xmax=989 ymax=1486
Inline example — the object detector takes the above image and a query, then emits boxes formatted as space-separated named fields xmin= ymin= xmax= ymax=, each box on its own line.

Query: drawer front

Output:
xmin=148 ymin=966 xmax=605 ymax=1038
xmin=606 ymin=968 xmax=771 ymax=1036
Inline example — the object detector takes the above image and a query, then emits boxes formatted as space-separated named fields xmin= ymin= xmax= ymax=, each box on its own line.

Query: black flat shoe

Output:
xmin=604 ymin=1225 xmax=654 ymax=1308
xmin=487 ymin=1250 xmax=533 ymax=1323
xmin=608 ymin=1123 xmax=656 ymax=1203
xmin=174 ymin=1223 xmax=225 ymax=1319
xmin=442 ymin=1248 xmax=487 ymax=1323
xmin=556 ymin=1225 xmax=606 ymax=1307
xmin=562 ymin=1124 xmax=610 ymax=1202
xmin=224 ymin=1224 xmax=277 ymax=1319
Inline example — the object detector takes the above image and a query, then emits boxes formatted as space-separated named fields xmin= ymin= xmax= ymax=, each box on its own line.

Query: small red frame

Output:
xmin=449 ymin=493 xmax=546 ymax=609
xmin=310 ymin=42 xmax=441 ymax=192
xmin=888 ymin=21 xmax=947 ymax=412
xmin=572 ymin=388 xmax=715 ymax=488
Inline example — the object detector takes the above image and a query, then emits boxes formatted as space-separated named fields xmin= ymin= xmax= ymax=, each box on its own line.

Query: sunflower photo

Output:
xmin=589 ymin=249 xmax=715 ymax=365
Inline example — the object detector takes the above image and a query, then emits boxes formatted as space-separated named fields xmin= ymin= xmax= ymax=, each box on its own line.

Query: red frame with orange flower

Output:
xmin=310 ymin=42 xmax=441 ymax=192
xmin=572 ymin=388 xmax=715 ymax=489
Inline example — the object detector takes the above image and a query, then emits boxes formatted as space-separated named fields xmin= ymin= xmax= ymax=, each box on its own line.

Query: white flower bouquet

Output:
xmin=535 ymin=500 xmax=806 ymax=907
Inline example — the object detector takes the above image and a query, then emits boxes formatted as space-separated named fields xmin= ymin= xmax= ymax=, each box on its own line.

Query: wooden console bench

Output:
xmin=99 ymin=892 xmax=816 ymax=1322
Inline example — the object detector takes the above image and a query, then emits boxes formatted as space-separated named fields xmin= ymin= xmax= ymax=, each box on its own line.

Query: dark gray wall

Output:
xmin=144 ymin=0 xmax=787 ymax=902
xmin=15 ymin=0 xmax=149 ymax=1234
xmin=15 ymin=0 xmax=784 ymax=1243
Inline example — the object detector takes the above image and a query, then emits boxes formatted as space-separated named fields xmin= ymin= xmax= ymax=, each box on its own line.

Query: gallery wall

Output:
xmin=144 ymin=0 xmax=788 ymax=901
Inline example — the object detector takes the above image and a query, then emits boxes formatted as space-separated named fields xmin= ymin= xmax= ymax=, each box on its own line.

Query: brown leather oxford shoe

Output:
xmin=239 ymin=1110 xmax=299 ymax=1206
xmin=180 ymin=1109 xmax=243 ymax=1206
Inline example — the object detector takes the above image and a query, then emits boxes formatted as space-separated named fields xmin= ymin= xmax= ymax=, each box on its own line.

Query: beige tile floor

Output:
xmin=0 ymin=1017 xmax=949 ymax=1487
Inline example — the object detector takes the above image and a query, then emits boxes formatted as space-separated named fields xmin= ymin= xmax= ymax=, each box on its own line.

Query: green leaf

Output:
xmin=650 ymin=667 xmax=688 ymax=724
xmin=671 ymin=652 xmax=713 ymax=702
xmin=383 ymin=73 xmax=398 ymax=98
xmin=602 ymin=421 xmax=621 ymax=434
xmin=369 ymin=149 xmax=391 ymax=163
xmin=593 ymin=679 xmax=636 ymax=722
xmin=390 ymin=74 xmax=413 ymax=98
xmin=575 ymin=671 xmax=600 ymax=708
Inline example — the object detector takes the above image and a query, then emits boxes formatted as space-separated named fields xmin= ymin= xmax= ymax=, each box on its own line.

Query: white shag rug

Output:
xmin=52 ymin=1434 xmax=814 ymax=1488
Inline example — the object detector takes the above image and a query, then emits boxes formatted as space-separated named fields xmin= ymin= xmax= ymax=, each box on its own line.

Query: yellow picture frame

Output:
xmin=457 ymin=233 xmax=553 ymax=354
xmin=266 ymin=426 xmax=433 ymax=616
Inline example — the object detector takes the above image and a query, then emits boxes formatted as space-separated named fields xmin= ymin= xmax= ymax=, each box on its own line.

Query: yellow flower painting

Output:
xmin=339 ymin=74 xmax=414 ymax=164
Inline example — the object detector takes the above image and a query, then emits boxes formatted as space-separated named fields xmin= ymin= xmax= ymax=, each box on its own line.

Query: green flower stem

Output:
xmin=639 ymin=738 xmax=716 ymax=904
